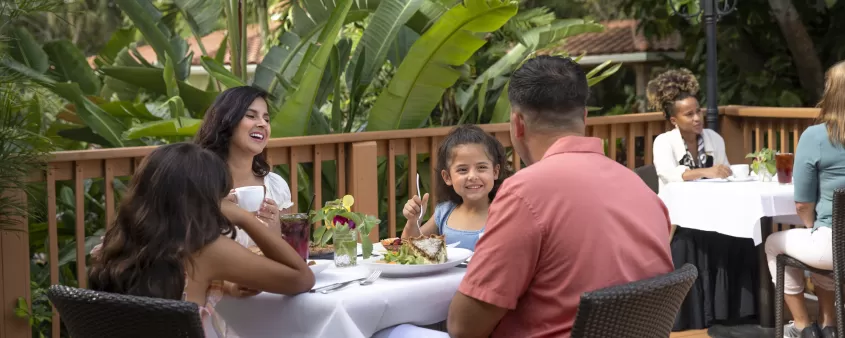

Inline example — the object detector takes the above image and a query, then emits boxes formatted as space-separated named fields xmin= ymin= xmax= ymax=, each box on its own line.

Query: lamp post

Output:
xmin=668 ymin=0 xmax=737 ymax=133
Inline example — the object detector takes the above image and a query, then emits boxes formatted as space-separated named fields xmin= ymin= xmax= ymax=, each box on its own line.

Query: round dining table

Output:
xmin=217 ymin=262 xmax=465 ymax=338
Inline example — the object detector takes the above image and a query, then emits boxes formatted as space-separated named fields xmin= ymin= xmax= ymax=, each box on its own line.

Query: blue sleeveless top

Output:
xmin=434 ymin=201 xmax=484 ymax=251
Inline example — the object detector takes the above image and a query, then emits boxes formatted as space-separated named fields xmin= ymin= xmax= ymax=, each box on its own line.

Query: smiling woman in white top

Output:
xmin=647 ymin=69 xmax=759 ymax=331
xmin=195 ymin=86 xmax=294 ymax=249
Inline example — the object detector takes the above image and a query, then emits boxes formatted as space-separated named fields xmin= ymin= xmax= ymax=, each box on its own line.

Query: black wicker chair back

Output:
xmin=47 ymin=285 xmax=205 ymax=338
xmin=571 ymin=263 xmax=698 ymax=338
xmin=830 ymin=188 xmax=845 ymax=332
xmin=634 ymin=165 xmax=659 ymax=194
xmin=775 ymin=188 xmax=845 ymax=337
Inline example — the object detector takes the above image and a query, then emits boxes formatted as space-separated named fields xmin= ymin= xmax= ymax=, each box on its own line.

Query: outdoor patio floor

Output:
xmin=671 ymin=330 xmax=710 ymax=337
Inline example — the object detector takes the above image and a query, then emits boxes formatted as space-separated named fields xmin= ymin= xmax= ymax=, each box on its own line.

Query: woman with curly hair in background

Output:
xmin=649 ymin=69 xmax=760 ymax=332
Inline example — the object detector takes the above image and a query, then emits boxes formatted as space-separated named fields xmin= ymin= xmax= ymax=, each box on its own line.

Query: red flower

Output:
xmin=333 ymin=215 xmax=356 ymax=229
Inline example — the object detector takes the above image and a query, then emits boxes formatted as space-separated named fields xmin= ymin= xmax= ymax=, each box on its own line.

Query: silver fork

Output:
xmin=416 ymin=174 xmax=425 ymax=230
xmin=320 ymin=270 xmax=381 ymax=294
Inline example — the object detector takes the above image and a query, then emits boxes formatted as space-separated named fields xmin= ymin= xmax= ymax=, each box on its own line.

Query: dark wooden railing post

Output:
xmin=1 ymin=188 xmax=32 ymax=338
xmin=348 ymin=141 xmax=379 ymax=242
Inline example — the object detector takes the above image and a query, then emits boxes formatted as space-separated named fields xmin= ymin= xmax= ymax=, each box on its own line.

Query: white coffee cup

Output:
xmin=731 ymin=164 xmax=750 ymax=179
xmin=235 ymin=186 xmax=264 ymax=212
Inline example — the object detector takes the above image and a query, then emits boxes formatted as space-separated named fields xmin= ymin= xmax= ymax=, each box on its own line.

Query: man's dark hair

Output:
xmin=508 ymin=55 xmax=589 ymax=130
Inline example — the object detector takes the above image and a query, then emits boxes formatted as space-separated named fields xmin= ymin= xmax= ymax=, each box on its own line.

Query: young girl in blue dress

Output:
xmin=401 ymin=124 xmax=509 ymax=251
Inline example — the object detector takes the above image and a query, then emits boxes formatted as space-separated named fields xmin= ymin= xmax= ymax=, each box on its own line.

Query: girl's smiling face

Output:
xmin=441 ymin=144 xmax=500 ymax=203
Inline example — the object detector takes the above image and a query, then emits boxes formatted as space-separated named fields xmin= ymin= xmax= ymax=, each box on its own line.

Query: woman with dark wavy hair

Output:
xmin=195 ymin=86 xmax=293 ymax=248
xmin=89 ymin=143 xmax=315 ymax=338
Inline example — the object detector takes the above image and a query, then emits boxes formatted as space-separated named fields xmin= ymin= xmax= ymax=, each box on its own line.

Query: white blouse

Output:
xmin=234 ymin=172 xmax=293 ymax=247
xmin=652 ymin=128 xmax=729 ymax=192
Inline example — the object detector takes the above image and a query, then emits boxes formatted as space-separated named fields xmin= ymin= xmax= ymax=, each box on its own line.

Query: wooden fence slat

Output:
xmin=46 ymin=167 xmax=59 ymax=338
xmin=780 ymin=120 xmax=788 ymax=153
xmin=409 ymin=139 xmax=418 ymax=199
xmin=767 ymin=120 xmax=775 ymax=151
xmin=626 ymin=123 xmax=637 ymax=169
xmin=337 ymin=144 xmax=346 ymax=198
xmin=388 ymin=140 xmax=397 ymax=238
xmin=74 ymin=162 xmax=87 ymax=289
xmin=104 ymin=159 xmax=115 ymax=228
xmin=645 ymin=122 xmax=655 ymax=165
xmin=609 ymin=124 xmax=618 ymax=162
xmin=429 ymin=137 xmax=437 ymax=213
xmin=312 ymin=145 xmax=322 ymax=228
xmin=742 ymin=119 xmax=751 ymax=156
xmin=289 ymin=148 xmax=298 ymax=212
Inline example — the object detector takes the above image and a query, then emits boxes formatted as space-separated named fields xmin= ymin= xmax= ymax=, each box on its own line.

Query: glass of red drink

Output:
xmin=776 ymin=153 xmax=794 ymax=185
xmin=280 ymin=213 xmax=310 ymax=260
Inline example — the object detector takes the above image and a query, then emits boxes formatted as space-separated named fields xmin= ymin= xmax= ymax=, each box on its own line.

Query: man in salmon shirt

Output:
xmin=447 ymin=55 xmax=675 ymax=338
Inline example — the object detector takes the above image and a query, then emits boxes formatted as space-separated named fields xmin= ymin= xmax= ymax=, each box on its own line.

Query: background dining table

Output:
xmin=216 ymin=262 xmax=465 ymax=338
xmin=659 ymin=179 xmax=796 ymax=328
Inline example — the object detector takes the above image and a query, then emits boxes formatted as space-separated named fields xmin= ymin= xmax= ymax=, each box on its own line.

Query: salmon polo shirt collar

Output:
xmin=541 ymin=136 xmax=605 ymax=160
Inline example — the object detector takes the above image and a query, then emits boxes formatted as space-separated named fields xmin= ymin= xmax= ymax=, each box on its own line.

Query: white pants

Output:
xmin=371 ymin=324 xmax=449 ymax=338
xmin=765 ymin=227 xmax=834 ymax=294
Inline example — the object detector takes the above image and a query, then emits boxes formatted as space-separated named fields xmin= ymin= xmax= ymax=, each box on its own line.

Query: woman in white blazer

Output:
xmin=647 ymin=69 xmax=758 ymax=331
xmin=650 ymin=70 xmax=732 ymax=192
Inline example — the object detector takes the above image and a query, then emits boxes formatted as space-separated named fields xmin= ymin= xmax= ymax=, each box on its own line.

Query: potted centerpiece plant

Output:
xmin=312 ymin=195 xmax=379 ymax=267
xmin=746 ymin=148 xmax=777 ymax=181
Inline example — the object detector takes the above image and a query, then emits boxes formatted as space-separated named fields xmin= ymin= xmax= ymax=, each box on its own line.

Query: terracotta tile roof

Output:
xmin=544 ymin=19 xmax=682 ymax=56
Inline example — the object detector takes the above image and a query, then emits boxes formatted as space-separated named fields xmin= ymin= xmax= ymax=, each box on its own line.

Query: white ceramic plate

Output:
xmin=309 ymin=260 xmax=332 ymax=274
xmin=727 ymin=176 xmax=756 ymax=182
xmin=361 ymin=247 xmax=473 ymax=277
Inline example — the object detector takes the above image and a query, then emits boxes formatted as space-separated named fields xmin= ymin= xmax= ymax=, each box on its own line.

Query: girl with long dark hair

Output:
xmin=89 ymin=143 xmax=314 ymax=337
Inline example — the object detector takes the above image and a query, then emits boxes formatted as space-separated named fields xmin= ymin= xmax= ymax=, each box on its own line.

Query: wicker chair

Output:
xmin=634 ymin=165 xmax=659 ymax=194
xmin=570 ymin=263 xmax=698 ymax=338
xmin=47 ymin=285 xmax=205 ymax=338
xmin=774 ymin=188 xmax=845 ymax=337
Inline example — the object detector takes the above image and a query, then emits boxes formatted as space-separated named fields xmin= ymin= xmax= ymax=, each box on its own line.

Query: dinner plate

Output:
xmin=727 ymin=176 xmax=755 ymax=182
xmin=309 ymin=260 xmax=332 ymax=274
xmin=361 ymin=247 xmax=474 ymax=277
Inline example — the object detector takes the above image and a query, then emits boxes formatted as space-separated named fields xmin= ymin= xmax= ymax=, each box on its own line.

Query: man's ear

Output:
xmin=511 ymin=112 xmax=526 ymax=138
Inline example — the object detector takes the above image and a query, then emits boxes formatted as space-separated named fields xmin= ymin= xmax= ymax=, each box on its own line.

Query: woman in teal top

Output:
xmin=764 ymin=61 xmax=845 ymax=338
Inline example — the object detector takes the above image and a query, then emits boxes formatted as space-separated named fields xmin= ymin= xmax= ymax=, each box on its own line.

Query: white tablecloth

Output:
xmin=217 ymin=264 xmax=465 ymax=338
xmin=658 ymin=180 xmax=797 ymax=245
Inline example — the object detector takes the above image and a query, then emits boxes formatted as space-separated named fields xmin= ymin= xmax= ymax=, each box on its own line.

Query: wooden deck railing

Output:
xmin=0 ymin=106 xmax=820 ymax=338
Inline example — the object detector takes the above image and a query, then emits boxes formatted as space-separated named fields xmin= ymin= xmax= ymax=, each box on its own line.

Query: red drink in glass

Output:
xmin=280 ymin=213 xmax=310 ymax=260
xmin=776 ymin=153 xmax=794 ymax=184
